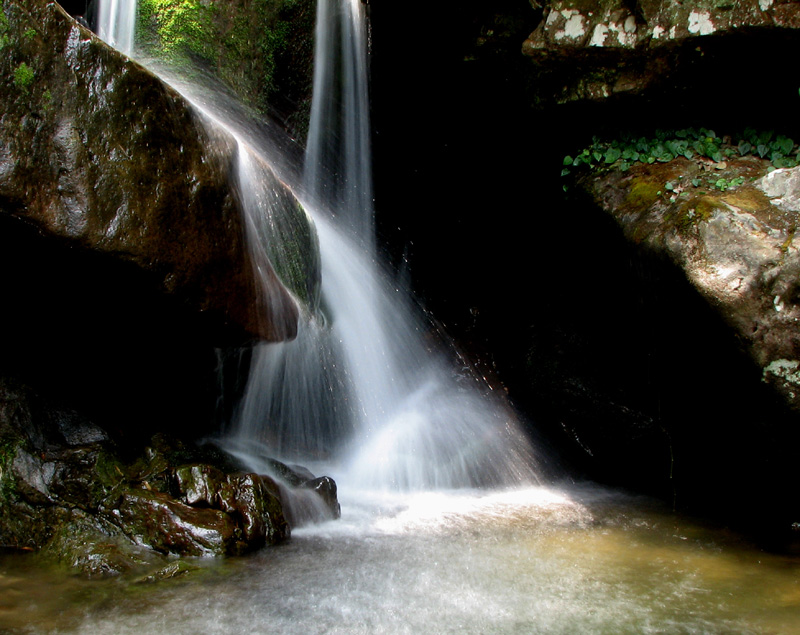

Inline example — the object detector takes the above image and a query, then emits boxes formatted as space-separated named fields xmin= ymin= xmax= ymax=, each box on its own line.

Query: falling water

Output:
xmin=229 ymin=0 xmax=544 ymax=491
xmin=3 ymin=4 xmax=795 ymax=633
xmin=90 ymin=0 xmax=543 ymax=493
xmin=96 ymin=0 xmax=136 ymax=57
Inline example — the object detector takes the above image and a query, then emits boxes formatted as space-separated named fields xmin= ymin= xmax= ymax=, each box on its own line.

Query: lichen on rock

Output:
xmin=522 ymin=0 xmax=800 ymax=105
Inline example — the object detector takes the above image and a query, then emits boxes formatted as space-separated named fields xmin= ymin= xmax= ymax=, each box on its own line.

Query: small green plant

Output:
xmin=13 ymin=62 xmax=35 ymax=91
xmin=562 ymin=128 xmax=800 ymax=178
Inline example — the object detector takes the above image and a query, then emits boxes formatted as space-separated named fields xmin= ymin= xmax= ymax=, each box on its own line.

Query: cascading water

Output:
xmin=4 ymin=5 xmax=797 ymax=634
xmin=96 ymin=0 xmax=136 ymax=57
xmin=90 ymin=0 xmax=544 ymax=492
xmin=229 ymin=0 xmax=544 ymax=491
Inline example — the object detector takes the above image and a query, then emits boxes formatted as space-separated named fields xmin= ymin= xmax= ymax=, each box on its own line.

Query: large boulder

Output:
xmin=546 ymin=130 xmax=800 ymax=541
xmin=0 ymin=0 xmax=318 ymax=344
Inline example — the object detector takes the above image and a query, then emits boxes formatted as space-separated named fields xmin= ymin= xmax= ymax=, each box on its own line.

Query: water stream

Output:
xmin=2 ymin=1 xmax=799 ymax=632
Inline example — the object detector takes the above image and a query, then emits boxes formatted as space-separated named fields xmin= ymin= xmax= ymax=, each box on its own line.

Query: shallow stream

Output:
xmin=3 ymin=483 xmax=799 ymax=634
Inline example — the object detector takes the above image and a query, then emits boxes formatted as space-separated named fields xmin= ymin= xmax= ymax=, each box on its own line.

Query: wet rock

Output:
xmin=218 ymin=473 xmax=289 ymax=546
xmin=1 ymin=378 xmax=295 ymax=572
xmin=0 ymin=0 xmax=320 ymax=343
xmin=304 ymin=476 xmax=342 ymax=520
xmin=41 ymin=509 xmax=160 ymax=579
xmin=172 ymin=463 xmax=290 ymax=547
xmin=134 ymin=560 xmax=199 ymax=584
xmin=116 ymin=489 xmax=239 ymax=557
xmin=240 ymin=454 xmax=342 ymax=523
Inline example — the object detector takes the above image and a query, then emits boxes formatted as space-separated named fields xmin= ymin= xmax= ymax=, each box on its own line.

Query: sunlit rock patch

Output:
xmin=567 ymin=138 xmax=800 ymax=412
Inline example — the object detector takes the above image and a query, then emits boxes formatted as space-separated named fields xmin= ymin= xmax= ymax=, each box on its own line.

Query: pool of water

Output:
xmin=2 ymin=484 xmax=799 ymax=634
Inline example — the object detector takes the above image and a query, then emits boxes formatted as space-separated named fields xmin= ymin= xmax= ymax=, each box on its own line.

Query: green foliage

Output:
xmin=562 ymin=128 xmax=800 ymax=177
xmin=137 ymin=0 xmax=304 ymax=120
xmin=137 ymin=0 xmax=217 ymax=62
xmin=13 ymin=62 xmax=34 ymax=90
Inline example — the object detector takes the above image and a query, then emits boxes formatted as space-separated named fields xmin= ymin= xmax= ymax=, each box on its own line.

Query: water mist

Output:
xmin=91 ymin=0 xmax=544 ymax=495
xmin=230 ymin=0 xmax=543 ymax=492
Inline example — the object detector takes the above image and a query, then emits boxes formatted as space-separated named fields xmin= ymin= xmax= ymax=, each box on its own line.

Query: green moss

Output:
xmin=0 ymin=434 xmax=22 ymax=504
xmin=670 ymin=195 xmax=721 ymax=232
xmin=138 ymin=0 xmax=217 ymax=62
xmin=137 ymin=0 xmax=313 ymax=126
xmin=13 ymin=61 xmax=34 ymax=90
xmin=625 ymin=180 xmax=662 ymax=211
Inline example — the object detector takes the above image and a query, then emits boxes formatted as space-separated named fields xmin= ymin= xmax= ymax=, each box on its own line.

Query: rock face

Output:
xmin=578 ymin=156 xmax=800 ymax=410
xmin=546 ymin=131 xmax=800 ymax=540
xmin=0 ymin=0 xmax=318 ymax=343
xmin=522 ymin=0 xmax=800 ymax=106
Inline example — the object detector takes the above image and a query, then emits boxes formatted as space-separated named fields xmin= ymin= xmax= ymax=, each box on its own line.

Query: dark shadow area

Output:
xmin=0 ymin=214 xmax=225 ymax=452
xmin=368 ymin=0 xmax=800 ymax=548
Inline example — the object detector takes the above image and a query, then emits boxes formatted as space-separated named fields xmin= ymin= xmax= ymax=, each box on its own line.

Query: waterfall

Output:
xmin=96 ymin=0 xmax=137 ymax=57
xmin=232 ymin=0 xmax=543 ymax=491
xmin=304 ymin=0 xmax=374 ymax=246
xmin=93 ymin=0 xmax=544 ymax=492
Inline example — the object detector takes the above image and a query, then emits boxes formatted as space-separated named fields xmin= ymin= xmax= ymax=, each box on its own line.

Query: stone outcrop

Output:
xmin=0 ymin=0 xmax=319 ymax=344
xmin=0 ymin=377 xmax=338 ymax=577
xmin=570 ymin=139 xmax=800 ymax=413
xmin=522 ymin=0 xmax=800 ymax=105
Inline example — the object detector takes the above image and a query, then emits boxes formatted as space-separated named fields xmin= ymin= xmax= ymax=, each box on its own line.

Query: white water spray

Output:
xmin=232 ymin=0 xmax=543 ymax=491
xmin=93 ymin=0 xmax=544 ymax=493
xmin=96 ymin=0 xmax=137 ymax=57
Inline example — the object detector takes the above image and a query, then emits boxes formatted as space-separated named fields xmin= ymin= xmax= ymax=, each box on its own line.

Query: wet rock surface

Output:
xmin=0 ymin=377 xmax=339 ymax=577
xmin=0 ymin=0 xmax=315 ymax=343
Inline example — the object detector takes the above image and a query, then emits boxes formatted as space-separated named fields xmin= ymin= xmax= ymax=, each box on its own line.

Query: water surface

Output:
xmin=3 ymin=484 xmax=798 ymax=634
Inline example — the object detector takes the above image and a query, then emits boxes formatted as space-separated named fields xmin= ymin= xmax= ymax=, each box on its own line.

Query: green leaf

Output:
xmin=604 ymin=147 xmax=621 ymax=164
xmin=738 ymin=140 xmax=752 ymax=156
xmin=561 ymin=168 xmax=571 ymax=177
xmin=758 ymin=130 xmax=774 ymax=145
xmin=776 ymin=136 xmax=794 ymax=155
xmin=563 ymin=155 xmax=574 ymax=166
